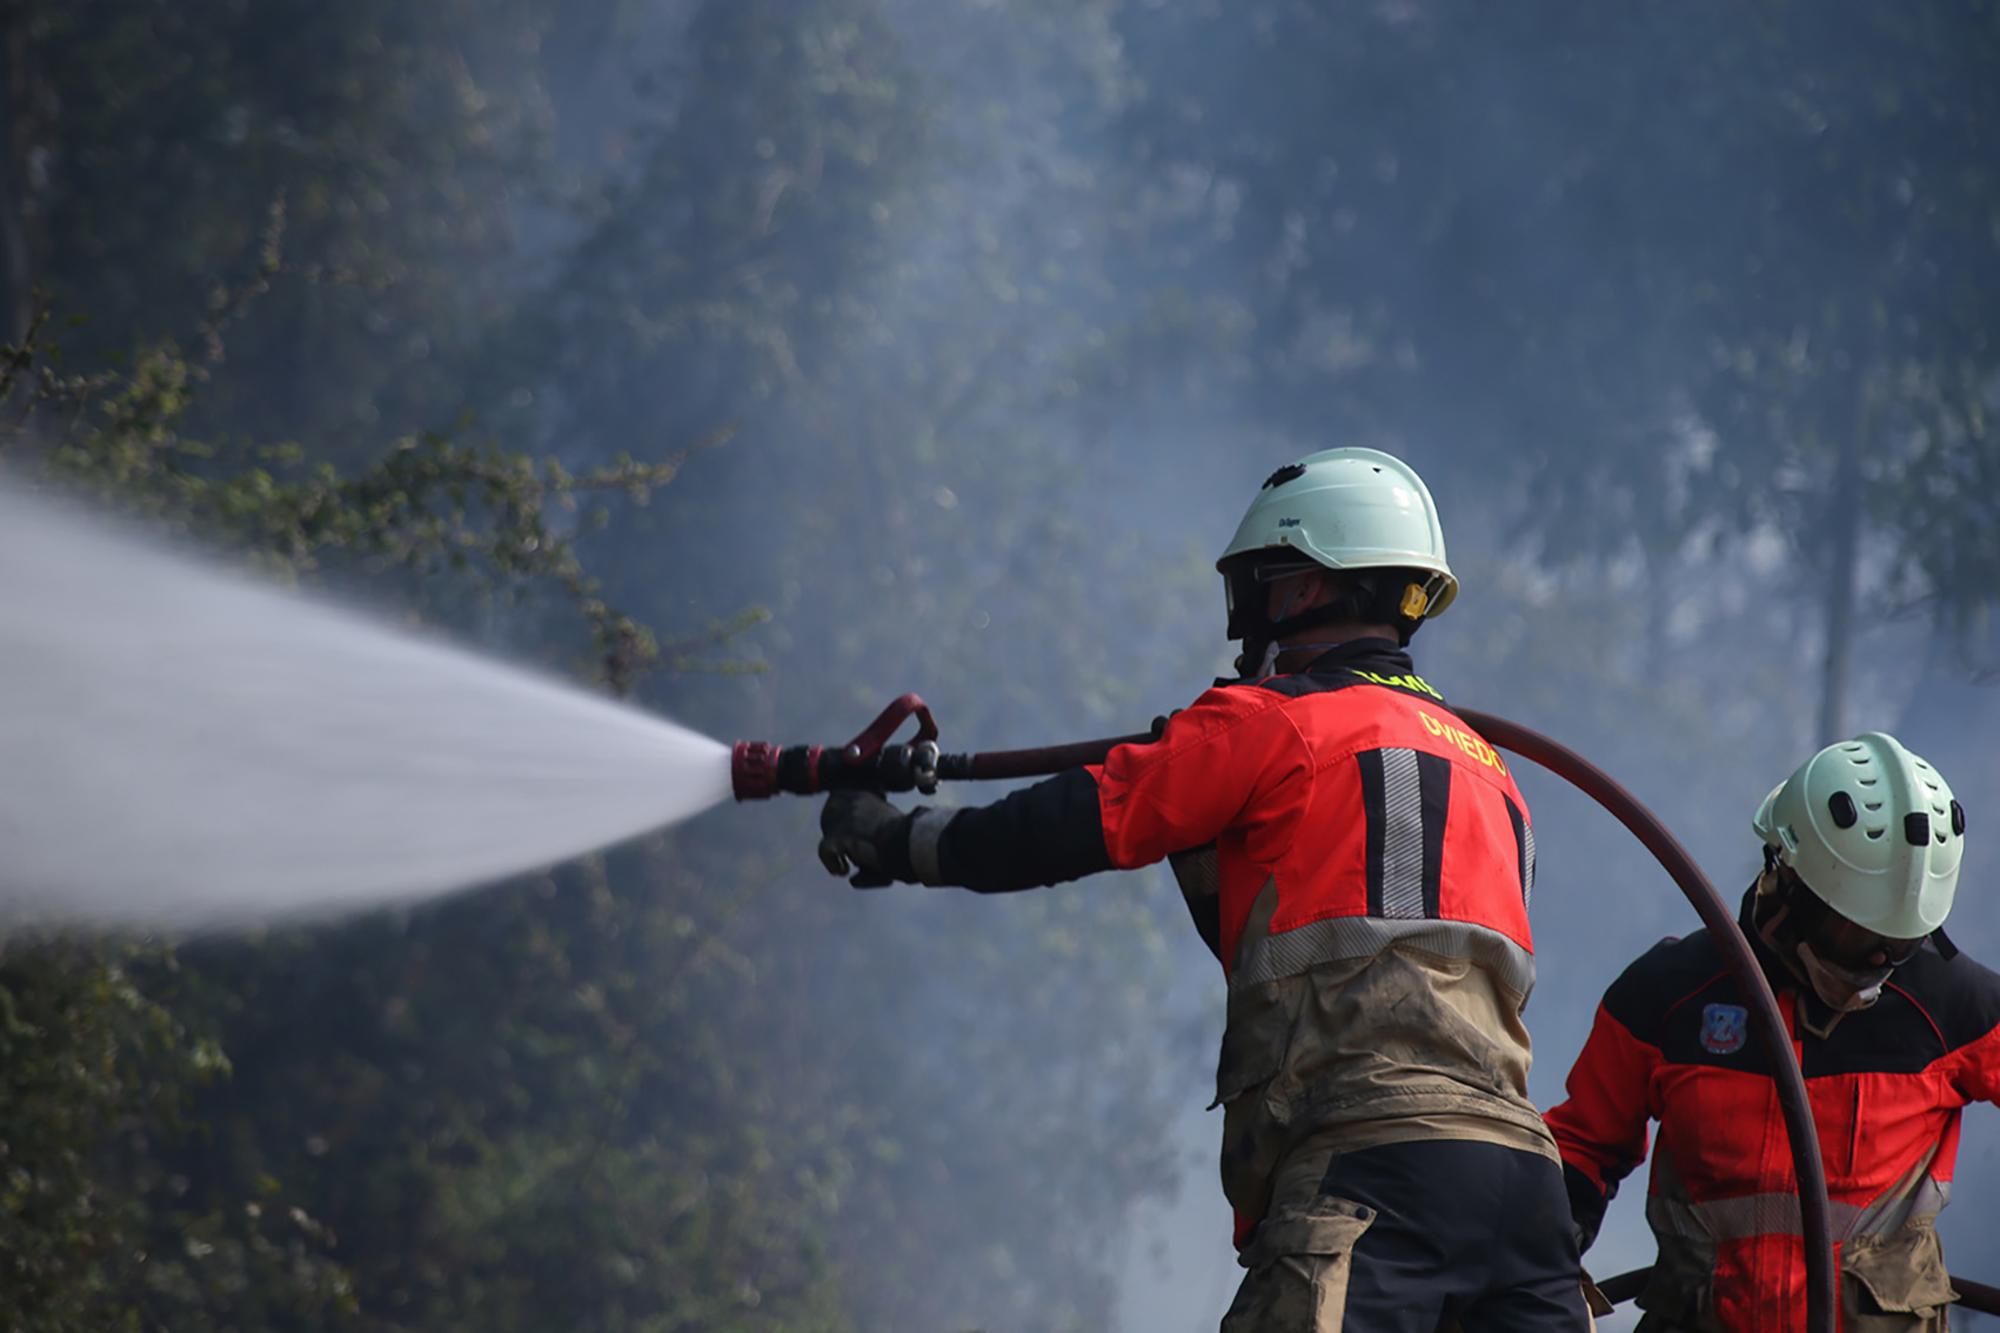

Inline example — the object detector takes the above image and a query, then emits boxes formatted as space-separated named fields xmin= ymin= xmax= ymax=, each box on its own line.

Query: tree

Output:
xmin=513 ymin=2 xmax=1198 ymax=1326
xmin=0 ymin=0 xmax=631 ymax=451
xmin=1107 ymin=0 xmax=2000 ymax=740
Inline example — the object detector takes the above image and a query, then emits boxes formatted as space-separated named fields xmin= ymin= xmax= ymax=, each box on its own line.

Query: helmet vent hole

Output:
xmin=1937 ymin=831 xmax=1947 ymax=844
xmin=1849 ymin=756 xmax=1870 ymax=765
xmin=1864 ymin=801 xmax=1883 ymax=811
xmin=1858 ymin=777 xmax=1879 ymax=787
xmin=1951 ymin=800 xmax=1966 ymax=835
xmin=1867 ymin=828 xmax=1886 ymax=840
xmin=1828 ymin=791 xmax=1858 ymax=829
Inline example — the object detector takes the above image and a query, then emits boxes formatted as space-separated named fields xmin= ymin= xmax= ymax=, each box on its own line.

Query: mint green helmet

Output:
xmin=1217 ymin=448 xmax=1457 ymax=654
xmin=1753 ymin=733 xmax=1965 ymax=939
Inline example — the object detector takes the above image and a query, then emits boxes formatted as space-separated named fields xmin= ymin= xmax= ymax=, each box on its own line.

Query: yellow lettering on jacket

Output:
xmin=1417 ymin=709 xmax=1510 ymax=777
xmin=1350 ymin=669 xmax=1444 ymax=701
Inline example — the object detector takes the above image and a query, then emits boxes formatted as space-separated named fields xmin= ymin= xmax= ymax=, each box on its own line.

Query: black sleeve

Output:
xmin=1563 ymin=1161 xmax=1614 ymax=1253
xmin=935 ymin=767 xmax=1114 ymax=893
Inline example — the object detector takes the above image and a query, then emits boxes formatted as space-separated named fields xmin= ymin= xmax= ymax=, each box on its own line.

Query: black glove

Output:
xmin=817 ymin=791 xmax=916 ymax=888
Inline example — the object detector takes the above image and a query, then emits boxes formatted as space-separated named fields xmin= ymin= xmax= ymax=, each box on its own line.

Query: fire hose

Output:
xmin=731 ymin=693 xmax=1993 ymax=1331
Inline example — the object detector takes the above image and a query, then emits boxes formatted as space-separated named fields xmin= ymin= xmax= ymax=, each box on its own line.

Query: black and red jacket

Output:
xmin=1546 ymin=891 xmax=2000 ymax=1329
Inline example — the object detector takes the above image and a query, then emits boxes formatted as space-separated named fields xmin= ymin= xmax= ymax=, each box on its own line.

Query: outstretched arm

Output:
xmin=821 ymin=685 xmax=1306 ymax=893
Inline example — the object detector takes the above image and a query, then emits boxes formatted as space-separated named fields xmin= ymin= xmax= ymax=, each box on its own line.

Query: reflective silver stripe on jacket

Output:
xmin=1231 ymin=914 xmax=1536 ymax=1000
xmin=1379 ymin=748 xmax=1427 ymax=919
xmin=1648 ymin=1157 xmax=1950 ymax=1243
xmin=1521 ymin=819 xmax=1537 ymax=908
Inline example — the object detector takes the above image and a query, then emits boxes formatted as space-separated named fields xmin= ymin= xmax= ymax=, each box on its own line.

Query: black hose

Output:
xmin=1455 ymin=709 xmax=1835 ymax=1333
xmin=937 ymin=732 xmax=1156 ymax=782
xmin=1596 ymin=1266 xmax=2000 ymax=1318
xmin=1958 ymin=1276 xmax=2000 ymax=1317
xmin=1591 ymin=1268 xmax=1648 ymax=1307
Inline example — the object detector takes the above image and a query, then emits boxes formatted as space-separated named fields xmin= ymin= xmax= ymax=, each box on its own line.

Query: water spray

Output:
xmin=0 ymin=481 xmax=732 ymax=932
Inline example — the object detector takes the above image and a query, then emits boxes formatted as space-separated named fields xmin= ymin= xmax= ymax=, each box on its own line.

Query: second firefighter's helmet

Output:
xmin=1753 ymin=732 xmax=1966 ymax=939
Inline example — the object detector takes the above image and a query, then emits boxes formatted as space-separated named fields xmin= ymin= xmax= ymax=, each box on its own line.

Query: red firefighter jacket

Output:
xmin=1546 ymin=895 xmax=2000 ymax=1330
xmin=909 ymin=640 xmax=1557 ymax=1241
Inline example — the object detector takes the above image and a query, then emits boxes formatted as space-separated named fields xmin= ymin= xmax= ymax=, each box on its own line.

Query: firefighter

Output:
xmin=818 ymin=448 xmax=1590 ymax=1331
xmin=1547 ymin=733 xmax=1996 ymax=1330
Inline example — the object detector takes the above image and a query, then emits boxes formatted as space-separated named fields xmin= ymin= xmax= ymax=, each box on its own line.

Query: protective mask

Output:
xmin=1794 ymin=940 xmax=1892 ymax=1012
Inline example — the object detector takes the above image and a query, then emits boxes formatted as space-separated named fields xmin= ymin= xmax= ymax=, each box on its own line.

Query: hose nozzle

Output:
xmin=730 ymin=739 xmax=784 ymax=800
xmin=732 ymin=693 xmax=940 ymax=800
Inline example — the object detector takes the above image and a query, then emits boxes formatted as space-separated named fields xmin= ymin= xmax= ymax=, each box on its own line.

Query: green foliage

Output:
xmin=0 ymin=286 xmax=765 ymax=1328
xmin=6 ymin=0 xmax=632 ymax=451
xmin=0 ymin=938 xmax=356 ymax=1331
xmin=168 ymin=847 xmax=852 ymax=1333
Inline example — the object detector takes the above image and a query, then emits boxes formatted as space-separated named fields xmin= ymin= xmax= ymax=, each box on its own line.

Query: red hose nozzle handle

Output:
xmin=843 ymin=693 xmax=937 ymax=760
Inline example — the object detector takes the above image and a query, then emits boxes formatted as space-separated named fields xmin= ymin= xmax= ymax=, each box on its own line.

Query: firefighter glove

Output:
xmin=818 ymin=791 xmax=916 ymax=889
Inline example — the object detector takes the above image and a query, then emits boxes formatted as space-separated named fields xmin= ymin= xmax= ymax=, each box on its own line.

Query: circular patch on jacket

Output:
xmin=1701 ymin=1002 xmax=1748 ymax=1055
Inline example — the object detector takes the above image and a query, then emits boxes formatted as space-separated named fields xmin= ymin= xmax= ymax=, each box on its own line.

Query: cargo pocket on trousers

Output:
xmin=1221 ymin=1196 xmax=1374 ymax=1333
xmin=1637 ymin=1238 xmax=1721 ymax=1332
xmin=1845 ymin=1227 xmax=1957 ymax=1330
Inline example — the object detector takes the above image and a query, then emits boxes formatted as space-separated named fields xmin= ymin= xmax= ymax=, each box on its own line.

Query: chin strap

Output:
xmin=1754 ymin=873 xmax=1894 ymax=1014
xmin=1795 ymin=940 xmax=1892 ymax=1013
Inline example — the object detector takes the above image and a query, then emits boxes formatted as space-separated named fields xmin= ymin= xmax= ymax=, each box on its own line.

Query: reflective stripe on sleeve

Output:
xmin=908 ymin=807 xmax=954 ymax=886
